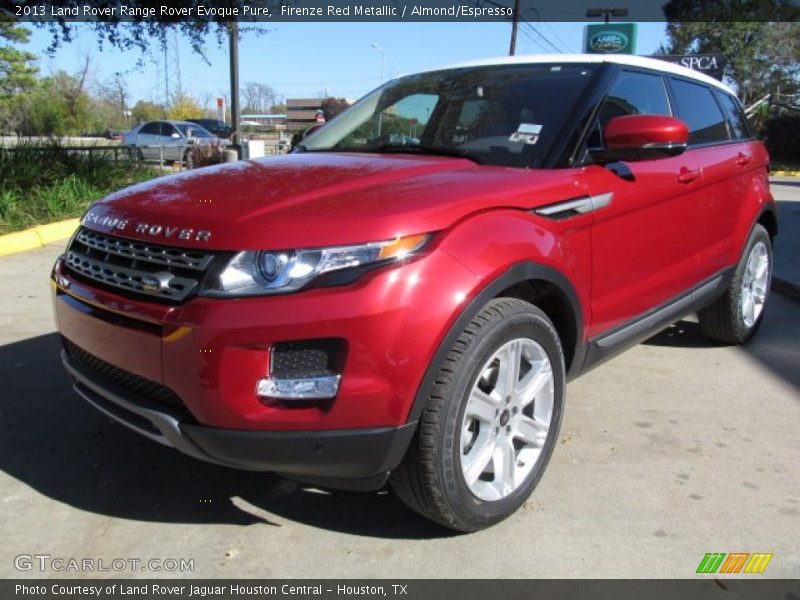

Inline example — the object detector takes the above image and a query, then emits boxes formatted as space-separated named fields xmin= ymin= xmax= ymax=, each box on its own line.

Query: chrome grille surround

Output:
xmin=65 ymin=227 xmax=216 ymax=303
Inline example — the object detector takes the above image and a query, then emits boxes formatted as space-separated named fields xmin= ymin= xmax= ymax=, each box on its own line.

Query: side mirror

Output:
xmin=303 ymin=123 xmax=324 ymax=139
xmin=171 ymin=132 xmax=181 ymax=139
xmin=591 ymin=115 xmax=689 ymax=163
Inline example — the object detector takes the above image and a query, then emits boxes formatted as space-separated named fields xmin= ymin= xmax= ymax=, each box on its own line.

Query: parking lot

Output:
xmin=0 ymin=181 xmax=798 ymax=579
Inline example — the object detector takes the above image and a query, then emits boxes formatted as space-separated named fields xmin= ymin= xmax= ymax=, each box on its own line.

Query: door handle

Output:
xmin=737 ymin=153 xmax=752 ymax=166
xmin=677 ymin=168 xmax=702 ymax=184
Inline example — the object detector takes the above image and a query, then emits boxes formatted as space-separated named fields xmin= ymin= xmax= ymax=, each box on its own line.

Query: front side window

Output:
xmin=300 ymin=63 xmax=598 ymax=168
xmin=669 ymin=78 xmax=729 ymax=145
xmin=176 ymin=123 xmax=211 ymax=138
xmin=585 ymin=71 xmax=671 ymax=151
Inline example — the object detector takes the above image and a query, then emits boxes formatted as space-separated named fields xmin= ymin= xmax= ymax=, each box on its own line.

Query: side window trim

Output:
xmin=714 ymin=89 xmax=754 ymax=141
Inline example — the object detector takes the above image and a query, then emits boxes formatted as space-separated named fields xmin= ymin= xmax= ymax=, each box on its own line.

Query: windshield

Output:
xmin=176 ymin=123 xmax=212 ymax=138
xmin=300 ymin=63 xmax=597 ymax=168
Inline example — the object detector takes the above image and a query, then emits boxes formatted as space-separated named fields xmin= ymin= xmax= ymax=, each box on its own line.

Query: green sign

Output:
xmin=585 ymin=23 xmax=637 ymax=55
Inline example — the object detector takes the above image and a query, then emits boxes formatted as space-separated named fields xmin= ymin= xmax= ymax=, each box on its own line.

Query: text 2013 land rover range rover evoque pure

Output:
xmin=52 ymin=55 xmax=777 ymax=531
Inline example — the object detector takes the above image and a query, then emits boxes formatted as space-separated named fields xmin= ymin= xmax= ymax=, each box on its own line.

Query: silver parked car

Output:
xmin=123 ymin=120 xmax=221 ymax=162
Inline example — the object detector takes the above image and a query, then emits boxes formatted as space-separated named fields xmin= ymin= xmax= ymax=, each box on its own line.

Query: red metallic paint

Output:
xmin=604 ymin=115 xmax=689 ymax=150
xmin=54 ymin=144 xmax=774 ymax=432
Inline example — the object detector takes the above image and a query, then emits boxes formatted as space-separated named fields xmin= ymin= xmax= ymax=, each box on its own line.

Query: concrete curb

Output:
xmin=773 ymin=277 xmax=800 ymax=303
xmin=0 ymin=219 xmax=80 ymax=257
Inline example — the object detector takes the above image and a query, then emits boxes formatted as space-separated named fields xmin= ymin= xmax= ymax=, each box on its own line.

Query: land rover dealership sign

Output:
xmin=653 ymin=54 xmax=726 ymax=81
xmin=585 ymin=23 xmax=637 ymax=55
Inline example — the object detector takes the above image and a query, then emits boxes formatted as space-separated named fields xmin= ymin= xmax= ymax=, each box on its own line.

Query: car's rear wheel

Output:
xmin=698 ymin=223 xmax=772 ymax=344
xmin=390 ymin=298 xmax=565 ymax=531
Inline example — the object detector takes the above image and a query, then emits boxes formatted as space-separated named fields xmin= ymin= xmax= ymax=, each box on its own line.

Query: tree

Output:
xmin=131 ymin=100 xmax=166 ymax=123
xmin=242 ymin=81 xmax=276 ymax=114
xmin=269 ymin=102 xmax=287 ymax=115
xmin=0 ymin=18 xmax=39 ymax=133
xmin=3 ymin=4 xmax=269 ymax=61
xmin=321 ymin=97 xmax=350 ymax=120
xmin=660 ymin=1 xmax=800 ymax=104
xmin=167 ymin=93 xmax=203 ymax=120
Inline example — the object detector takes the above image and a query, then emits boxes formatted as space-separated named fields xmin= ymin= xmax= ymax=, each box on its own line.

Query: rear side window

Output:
xmin=669 ymin=79 xmax=729 ymax=145
xmin=715 ymin=91 xmax=751 ymax=140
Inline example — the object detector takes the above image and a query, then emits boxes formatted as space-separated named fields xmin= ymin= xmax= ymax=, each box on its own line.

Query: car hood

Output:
xmin=84 ymin=152 xmax=580 ymax=250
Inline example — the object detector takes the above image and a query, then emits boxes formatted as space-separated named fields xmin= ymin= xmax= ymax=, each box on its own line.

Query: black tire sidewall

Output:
xmin=439 ymin=305 xmax=565 ymax=530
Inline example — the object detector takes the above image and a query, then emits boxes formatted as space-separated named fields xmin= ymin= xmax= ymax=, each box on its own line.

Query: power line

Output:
xmin=520 ymin=22 xmax=563 ymax=54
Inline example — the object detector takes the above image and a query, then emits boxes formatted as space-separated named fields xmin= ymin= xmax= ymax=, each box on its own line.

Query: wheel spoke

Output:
xmin=516 ymin=361 xmax=552 ymax=406
xmin=496 ymin=341 xmax=521 ymax=399
xmin=492 ymin=438 xmax=518 ymax=494
xmin=466 ymin=388 xmax=499 ymax=423
xmin=515 ymin=415 xmax=549 ymax=447
xmin=462 ymin=433 xmax=496 ymax=485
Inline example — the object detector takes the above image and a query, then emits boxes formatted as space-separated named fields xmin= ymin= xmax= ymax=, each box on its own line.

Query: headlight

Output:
xmin=202 ymin=233 xmax=431 ymax=297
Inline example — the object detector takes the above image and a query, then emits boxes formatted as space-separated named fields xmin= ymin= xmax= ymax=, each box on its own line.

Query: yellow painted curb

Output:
xmin=770 ymin=170 xmax=800 ymax=177
xmin=33 ymin=219 xmax=81 ymax=245
xmin=0 ymin=218 xmax=80 ymax=257
xmin=0 ymin=229 xmax=42 ymax=257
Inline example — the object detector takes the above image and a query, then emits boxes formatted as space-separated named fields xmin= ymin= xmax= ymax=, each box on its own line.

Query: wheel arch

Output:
xmin=406 ymin=261 xmax=584 ymax=424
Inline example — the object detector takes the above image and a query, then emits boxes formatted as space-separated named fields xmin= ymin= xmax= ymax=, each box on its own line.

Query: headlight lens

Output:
xmin=203 ymin=233 xmax=430 ymax=297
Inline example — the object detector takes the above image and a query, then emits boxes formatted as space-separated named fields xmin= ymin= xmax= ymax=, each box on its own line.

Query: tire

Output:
xmin=390 ymin=298 xmax=565 ymax=531
xmin=127 ymin=147 xmax=143 ymax=162
xmin=698 ymin=223 xmax=772 ymax=345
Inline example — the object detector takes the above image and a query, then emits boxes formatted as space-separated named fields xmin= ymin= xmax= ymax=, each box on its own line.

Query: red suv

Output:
xmin=52 ymin=55 xmax=776 ymax=531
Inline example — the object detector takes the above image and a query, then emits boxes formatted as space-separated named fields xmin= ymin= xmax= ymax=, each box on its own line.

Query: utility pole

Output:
xmin=229 ymin=22 xmax=241 ymax=150
xmin=164 ymin=41 xmax=169 ymax=106
xmin=508 ymin=0 xmax=522 ymax=56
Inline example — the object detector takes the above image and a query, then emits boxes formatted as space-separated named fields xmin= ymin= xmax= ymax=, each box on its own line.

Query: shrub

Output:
xmin=187 ymin=141 xmax=226 ymax=169
xmin=0 ymin=140 xmax=160 ymax=234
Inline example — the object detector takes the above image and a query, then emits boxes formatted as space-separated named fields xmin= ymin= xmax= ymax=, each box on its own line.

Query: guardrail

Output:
xmin=0 ymin=142 xmax=289 ymax=170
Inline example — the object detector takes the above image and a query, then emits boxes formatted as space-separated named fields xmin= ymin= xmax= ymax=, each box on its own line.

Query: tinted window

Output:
xmin=586 ymin=71 xmax=671 ymax=150
xmin=176 ymin=123 xmax=211 ymax=138
xmin=670 ymin=79 xmax=729 ymax=145
xmin=302 ymin=63 xmax=598 ymax=169
xmin=139 ymin=122 xmax=160 ymax=135
xmin=603 ymin=71 xmax=671 ymax=121
xmin=160 ymin=123 xmax=180 ymax=137
xmin=715 ymin=91 xmax=751 ymax=140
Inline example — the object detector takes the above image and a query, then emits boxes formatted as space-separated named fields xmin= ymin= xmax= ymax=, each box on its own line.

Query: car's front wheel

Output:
xmin=390 ymin=298 xmax=565 ymax=531
xmin=698 ymin=223 xmax=772 ymax=344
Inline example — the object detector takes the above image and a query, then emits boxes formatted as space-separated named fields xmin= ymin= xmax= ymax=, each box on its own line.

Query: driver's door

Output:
xmin=585 ymin=70 xmax=708 ymax=338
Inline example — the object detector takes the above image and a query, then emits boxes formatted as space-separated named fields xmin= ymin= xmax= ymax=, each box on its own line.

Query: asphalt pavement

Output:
xmin=0 ymin=180 xmax=798 ymax=579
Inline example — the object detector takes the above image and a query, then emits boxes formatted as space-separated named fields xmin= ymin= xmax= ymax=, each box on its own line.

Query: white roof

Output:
xmin=426 ymin=53 xmax=732 ymax=94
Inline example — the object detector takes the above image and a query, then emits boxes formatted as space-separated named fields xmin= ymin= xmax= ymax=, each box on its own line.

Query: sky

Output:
xmin=23 ymin=21 xmax=669 ymax=111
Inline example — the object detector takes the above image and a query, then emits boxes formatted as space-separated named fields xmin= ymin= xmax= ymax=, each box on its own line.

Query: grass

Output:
xmin=0 ymin=141 xmax=161 ymax=235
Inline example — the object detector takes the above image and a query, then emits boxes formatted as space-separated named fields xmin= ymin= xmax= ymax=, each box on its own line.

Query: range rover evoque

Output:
xmin=52 ymin=55 xmax=777 ymax=531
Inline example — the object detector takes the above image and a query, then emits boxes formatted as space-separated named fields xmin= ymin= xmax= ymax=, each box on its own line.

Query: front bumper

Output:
xmin=63 ymin=350 xmax=416 ymax=487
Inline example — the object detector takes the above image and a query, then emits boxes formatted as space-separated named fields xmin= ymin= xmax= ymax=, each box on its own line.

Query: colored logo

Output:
xmin=696 ymin=552 xmax=773 ymax=574
xmin=589 ymin=31 xmax=629 ymax=53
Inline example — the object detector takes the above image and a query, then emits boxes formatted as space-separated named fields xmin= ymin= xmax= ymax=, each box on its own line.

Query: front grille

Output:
xmin=63 ymin=339 xmax=193 ymax=422
xmin=271 ymin=339 xmax=344 ymax=378
xmin=64 ymin=227 xmax=217 ymax=303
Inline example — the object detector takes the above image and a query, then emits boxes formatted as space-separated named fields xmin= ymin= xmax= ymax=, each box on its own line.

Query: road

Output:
xmin=0 ymin=183 xmax=798 ymax=579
